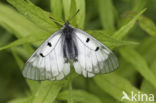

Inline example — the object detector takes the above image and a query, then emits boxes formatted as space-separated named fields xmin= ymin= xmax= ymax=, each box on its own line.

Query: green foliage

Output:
xmin=0 ymin=0 xmax=156 ymax=103
xmin=98 ymin=0 xmax=115 ymax=32
xmin=138 ymin=16 xmax=156 ymax=36
xmin=58 ymin=90 xmax=102 ymax=103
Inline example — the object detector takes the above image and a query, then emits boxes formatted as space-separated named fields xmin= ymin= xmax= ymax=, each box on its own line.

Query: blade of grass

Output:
xmin=67 ymin=0 xmax=79 ymax=27
xmin=0 ymin=3 xmax=47 ymax=38
xmin=0 ymin=31 xmax=138 ymax=51
xmin=94 ymin=73 xmax=140 ymax=103
xmin=0 ymin=4 xmax=41 ymax=93
xmin=32 ymin=81 xmax=64 ymax=103
xmin=88 ymin=79 xmax=116 ymax=103
xmin=11 ymin=48 xmax=40 ymax=93
xmin=141 ymin=60 xmax=156 ymax=96
xmin=87 ymin=30 xmax=139 ymax=49
xmin=98 ymin=0 xmax=115 ymax=32
xmin=7 ymin=0 xmax=58 ymax=33
xmin=7 ymin=96 xmax=33 ymax=103
xmin=133 ymin=0 xmax=147 ymax=12
xmin=112 ymin=9 xmax=146 ymax=40
xmin=119 ymin=48 xmax=156 ymax=88
xmin=58 ymin=90 xmax=102 ymax=103
xmin=138 ymin=16 xmax=156 ymax=36
xmin=75 ymin=0 xmax=85 ymax=29
xmin=139 ymin=37 xmax=156 ymax=63
xmin=0 ymin=33 xmax=47 ymax=51
xmin=138 ymin=37 xmax=156 ymax=95
xmin=50 ymin=0 xmax=63 ymax=21
xmin=0 ymin=32 xmax=11 ymax=47
xmin=67 ymin=76 xmax=73 ymax=103
xmin=63 ymin=0 xmax=71 ymax=21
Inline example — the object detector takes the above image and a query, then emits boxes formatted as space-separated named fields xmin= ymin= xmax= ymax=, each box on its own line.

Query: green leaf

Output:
xmin=50 ymin=0 xmax=63 ymax=20
xmin=133 ymin=0 xmax=147 ymax=12
xmin=0 ymin=33 xmax=48 ymax=51
xmin=87 ymin=30 xmax=139 ymax=49
xmin=0 ymin=30 xmax=138 ymax=51
xmin=88 ymin=80 xmax=116 ymax=103
xmin=112 ymin=9 xmax=146 ymax=40
xmin=138 ymin=16 xmax=156 ymax=36
xmin=32 ymin=81 xmax=64 ymax=103
xmin=94 ymin=73 xmax=140 ymax=103
xmin=75 ymin=0 xmax=85 ymax=29
xmin=119 ymin=48 xmax=156 ymax=88
xmin=8 ymin=96 xmax=33 ymax=103
xmin=11 ymin=48 xmax=40 ymax=93
xmin=98 ymin=0 xmax=115 ymax=32
xmin=63 ymin=0 xmax=71 ymax=20
xmin=139 ymin=37 xmax=156 ymax=63
xmin=11 ymin=48 xmax=24 ymax=69
xmin=141 ymin=60 xmax=156 ymax=96
xmin=0 ymin=3 xmax=46 ymax=38
xmin=7 ymin=0 xmax=58 ymax=33
xmin=58 ymin=90 xmax=102 ymax=103
xmin=0 ymin=32 xmax=11 ymax=47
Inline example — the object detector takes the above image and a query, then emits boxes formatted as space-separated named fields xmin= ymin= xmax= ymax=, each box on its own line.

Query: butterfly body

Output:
xmin=62 ymin=22 xmax=78 ymax=61
xmin=23 ymin=22 xmax=119 ymax=80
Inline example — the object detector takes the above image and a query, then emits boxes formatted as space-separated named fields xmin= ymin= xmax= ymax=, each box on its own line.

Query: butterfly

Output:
xmin=22 ymin=22 xmax=119 ymax=80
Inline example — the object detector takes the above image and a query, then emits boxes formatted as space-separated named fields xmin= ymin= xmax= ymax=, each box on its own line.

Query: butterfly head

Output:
xmin=65 ymin=21 xmax=69 ymax=27
xmin=63 ymin=21 xmax=73 ymax=33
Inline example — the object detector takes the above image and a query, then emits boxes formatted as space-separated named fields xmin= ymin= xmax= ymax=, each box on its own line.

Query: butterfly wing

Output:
xmin=22 ymin=30 xmax=70 ymax=80
xmin=73 ymin=29 xmax=119 ymax=77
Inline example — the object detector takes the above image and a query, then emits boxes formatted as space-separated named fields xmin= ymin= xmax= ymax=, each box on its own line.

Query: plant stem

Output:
xmin=68 ymin=75 xmax=73 ymax=103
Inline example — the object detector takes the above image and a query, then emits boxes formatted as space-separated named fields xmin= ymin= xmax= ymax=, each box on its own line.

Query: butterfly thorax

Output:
xmin=62 ymin=22 xmax=78 ymax=62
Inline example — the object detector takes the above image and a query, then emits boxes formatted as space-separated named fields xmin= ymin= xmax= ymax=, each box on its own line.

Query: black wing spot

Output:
xmin=40 ymin=53 xmax=45 ymax=57
xmin=86 ymin=38 xmax=90 ymax=43
xmin=47 ymin=42 xmax=52 ymax=47
xmin=95 ymin=47 xmax=99 ymax=51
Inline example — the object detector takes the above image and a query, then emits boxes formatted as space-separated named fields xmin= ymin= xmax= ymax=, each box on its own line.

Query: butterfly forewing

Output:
xmin=22 ymin=30 xmax=70 ymax=80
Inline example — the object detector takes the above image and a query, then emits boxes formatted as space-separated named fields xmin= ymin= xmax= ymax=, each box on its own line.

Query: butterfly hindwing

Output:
xmin=22 ymin=31 xmax=70 ymax=80
xmin=73 ymin=29 xmax=119 ymax=77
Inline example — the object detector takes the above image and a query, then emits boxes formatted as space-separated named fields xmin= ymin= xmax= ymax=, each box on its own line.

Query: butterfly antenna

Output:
xmin=68 ymin=9 xmax=80 ymax=22
xmin=49 ymin=17 xmax=63 ymax=27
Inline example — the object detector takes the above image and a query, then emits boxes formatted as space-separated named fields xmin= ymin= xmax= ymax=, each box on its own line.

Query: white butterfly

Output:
xmin=22 ymin=22 xmax=119 ymax=80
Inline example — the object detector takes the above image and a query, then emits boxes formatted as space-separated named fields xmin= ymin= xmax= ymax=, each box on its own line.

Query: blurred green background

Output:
xmin=0 ymin=0 xmax=156 ymax=103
